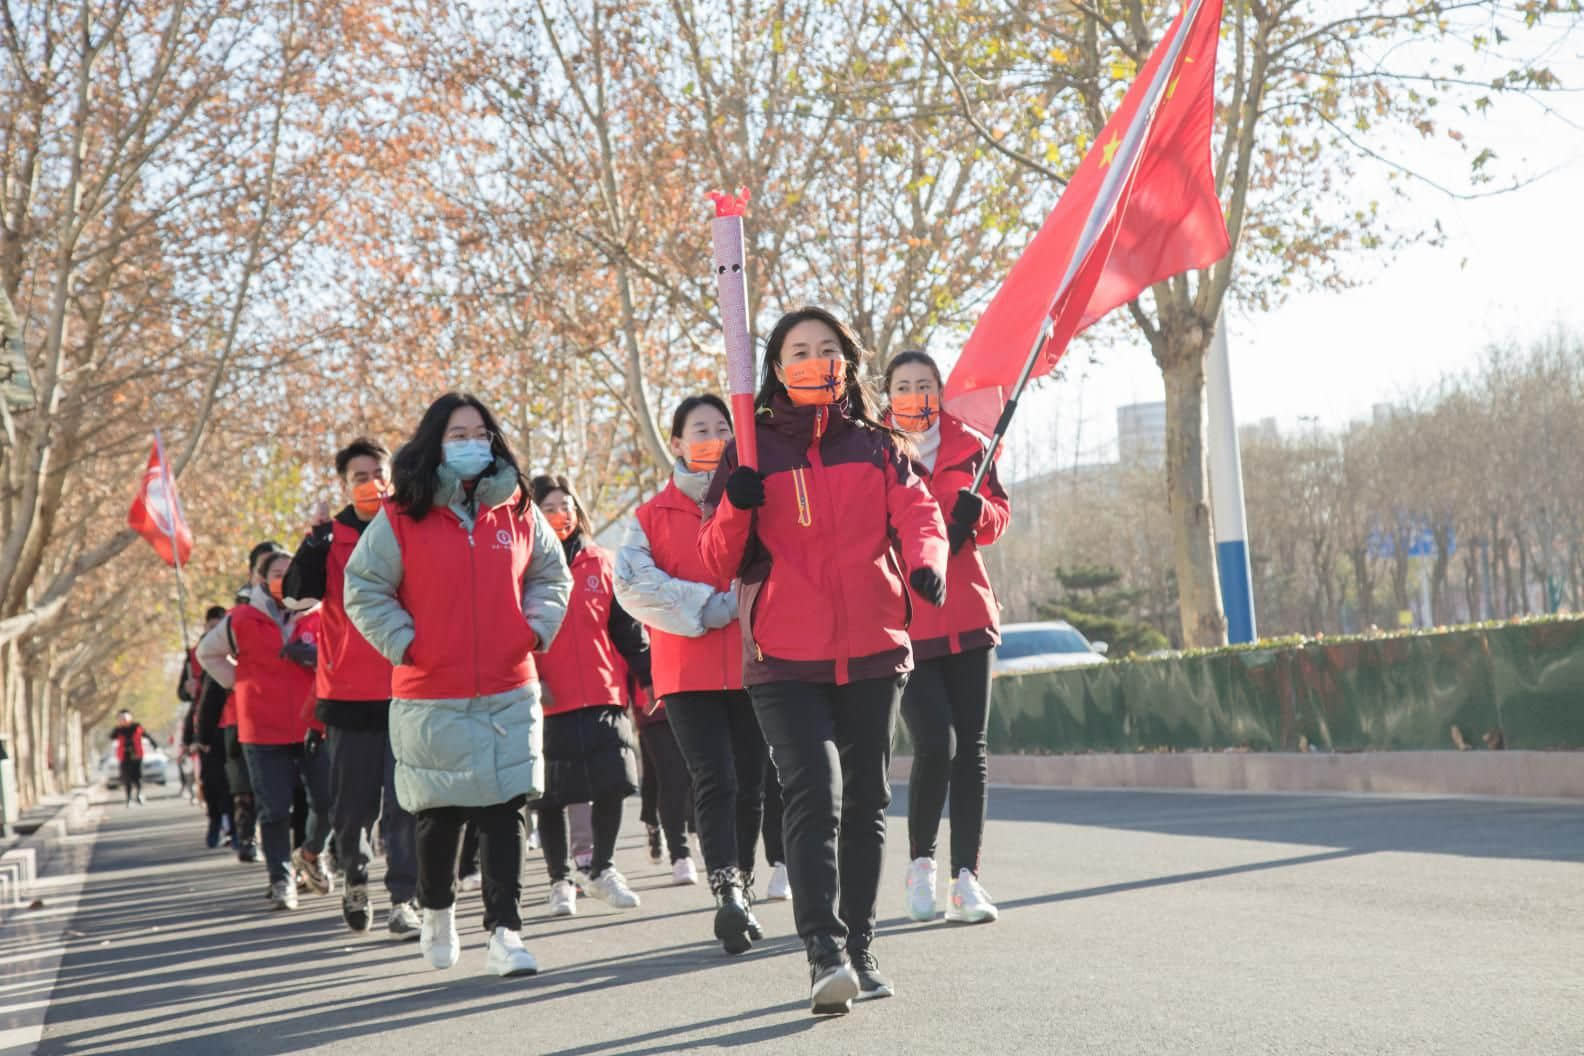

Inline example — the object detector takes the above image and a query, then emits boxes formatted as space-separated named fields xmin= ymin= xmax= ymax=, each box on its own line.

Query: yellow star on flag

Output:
xmin=1167 ymin=55 xmax=1195 ymax=100
xmin=1100 ymin=133 xmax=1121 ymax=167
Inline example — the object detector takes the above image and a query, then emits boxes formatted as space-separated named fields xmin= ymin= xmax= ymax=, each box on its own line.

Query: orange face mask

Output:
xmin=352 ymin=480 xmax=388 ymax=519
xmin=781 ymin=357 xmax=845 ymax=407
xmin=684 ymin=438 xmax=728 ymax=473
xmin=891 ymin=392 xmax=938 ymax=433
xmin=267 ymin=578 xmax=285 ymax=601
xmin=545 ymin=510 xmax=576 ymax=541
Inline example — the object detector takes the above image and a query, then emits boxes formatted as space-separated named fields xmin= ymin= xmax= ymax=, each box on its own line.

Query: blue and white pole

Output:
xmin=1206 ymin=311 xmax=1257 ymax=644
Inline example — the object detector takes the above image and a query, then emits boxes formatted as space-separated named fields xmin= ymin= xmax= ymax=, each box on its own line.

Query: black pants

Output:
xmin=638 ymin=720 xmax=693 ymax=863
xmin=900 ymin=647 xmax=994 ymax=877
xmin=458 ymin=821 xmax=479 ymax=879
xmin=537 ymin=795 xmax=622 ymax=882
xmin=328 ymin=726 xmax=417 ymax=902
xmin=224 ymin=726 xmax=256 ymax=844
xmin=666 ymin=690 xmax=766 ymax=887
xmin=416 ymin=796 xmax=527 ymax=933
xmin=762 ymin=759 xmax=785 ymax=865
xmin=120 ymin=759 xmax=143 ymax=802
xmin=199 ymin=748 xmax=233 ymax=823
xmin=750 ymin=676 xmax=900 ymax=956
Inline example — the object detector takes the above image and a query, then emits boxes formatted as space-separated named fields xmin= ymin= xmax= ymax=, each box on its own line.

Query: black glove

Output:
xmin=280 ymin=639 xmax=317 ymax=670
xmin=304 ymin=728 xmax=324 ymax=756
xmin=725 ymin=466 xmax=766 ymax=510
xmin=950 ymin=488 xmax=985 ymax=527
xmin=947 ymin=488 xmax=986 ymax=554
xmin=909 ymin=566 xmax=947 ymax=608
xmin=947 ymin=521 xmax=973 ymax=554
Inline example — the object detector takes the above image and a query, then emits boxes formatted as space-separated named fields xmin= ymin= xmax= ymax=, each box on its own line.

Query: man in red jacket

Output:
xmin=110 ymin=711 xmax=159 ymax=806
xmin=283 ymin=437 xmax=420 ymax=939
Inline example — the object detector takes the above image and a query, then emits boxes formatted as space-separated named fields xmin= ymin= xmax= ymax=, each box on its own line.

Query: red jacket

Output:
xmin=900 ymin=413 xmax=1010 ymax=660
xmin=536 ymin=541 xmax=627 ymax=716
xmin=386 ymin=498 xmax=540 ymax=700
xmin=635 ymin=481 xmax=743 ymax=699
xmin=700 ymin=396 xmax=949 ymax=686
xmin=232 ymin=605 xmax=320 ymax=745
xmin=317 ymin=519 xmax=394 ymax=701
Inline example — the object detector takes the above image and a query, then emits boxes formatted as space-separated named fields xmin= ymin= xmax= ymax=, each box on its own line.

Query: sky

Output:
xmin=981 ymin=32 xmax=1584 ymax=481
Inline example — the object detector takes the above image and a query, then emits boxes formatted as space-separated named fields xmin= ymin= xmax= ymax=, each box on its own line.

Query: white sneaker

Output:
xmin=548 ymin=879 xmax=578 ymax=917
xmin=944 ymin=868 xmax=999 ymax=924
xmin=459 ymin=872 xmax=482 ymax=894
xmin=419 ymin=905 xmax=460 ymax=969
xmin=588 ymin=868 xmax=641 ymax=910
xmin=672 ymin=858 xmax=699 ymax=886
xmin=765 ymin=861 xmax=792 ymax=902
xmin=904 ymin=857 xmax=938 ymax=922
xmin=270 ymin=878 xmax=299 ymax=911
xmin=485 ymin=927 xmax=538 ymax=977
xmin=528 ymin=827 xmax=540 ymax=851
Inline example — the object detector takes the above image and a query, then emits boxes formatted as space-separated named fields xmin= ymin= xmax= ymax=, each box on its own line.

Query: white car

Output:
xmin=100 ymin=748 xmax=170 ymax=787
xmin=993 ymin=621 xmax=1109 ymax=677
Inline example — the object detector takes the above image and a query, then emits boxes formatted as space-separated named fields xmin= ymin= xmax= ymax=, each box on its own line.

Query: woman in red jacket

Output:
xmin=531 ymin=474 xmax=652 ymax=917
xmin=616 ymin=393 xmax=768 ymax=956
xmin=886 ymin=350 xmax=1010 ymax=926
xmin=700 ymin=306 xmax=949 ymax=1015
xmin=196 ymin=549 xmax=329 ymax=911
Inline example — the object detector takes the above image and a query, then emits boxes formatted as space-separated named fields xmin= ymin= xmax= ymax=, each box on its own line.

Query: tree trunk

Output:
xmin=1158 ymin=336 xmax=1226 ymax=648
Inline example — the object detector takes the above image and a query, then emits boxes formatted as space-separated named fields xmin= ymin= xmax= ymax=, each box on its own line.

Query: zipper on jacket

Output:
xmin=466 ymin=519 xmax=482 ymax=700
xmin=791 ymin=468 xmax=813 ymax=527
xmin=805 ymin=428 xmax=850 ymax=682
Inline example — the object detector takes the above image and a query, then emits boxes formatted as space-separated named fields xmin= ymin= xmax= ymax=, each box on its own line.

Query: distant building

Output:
xmin=1239 ymin=417 xmax=1279 ymax=446
xmin=1117 ymin=401 xmax=1166 ymax=464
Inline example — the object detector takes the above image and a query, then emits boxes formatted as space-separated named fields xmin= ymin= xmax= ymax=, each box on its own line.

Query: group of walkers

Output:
xmin=162 ymin=305 xmax=1009 ymax=1016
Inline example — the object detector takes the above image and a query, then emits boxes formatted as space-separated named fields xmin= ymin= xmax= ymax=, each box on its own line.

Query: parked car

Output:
xmin=100 ymin=748 xmax=170 ymax=788
xmin=993 ymin=621 xmax=1109 ymax=677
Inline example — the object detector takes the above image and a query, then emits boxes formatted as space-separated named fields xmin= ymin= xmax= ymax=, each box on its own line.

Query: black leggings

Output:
xmin=638 ymin=720 xmax=693 ymax=863
xmin=537 ymin=795 xmax=623 ymax=882
xmin=665 ymin=690 xmax=766 ymax=888
xmin=416 ymin=796 xmax=527 ymax=933
xmin=762 ymin=759 xmax=785 ymax=865
xmin=199 ymin=749 xmax=233 ymax=823
xmin=899 ymin=647 xmax=993 ymax=877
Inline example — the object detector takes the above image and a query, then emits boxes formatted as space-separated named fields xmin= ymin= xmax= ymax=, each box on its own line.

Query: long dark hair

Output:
xmin=391 ymin=392 xmax=528 ymax=520
xmin=755 ymin=307 xmax=895 ymax=439
xmin=670 ymin=393 xmax=731 ymax=438
xmin=529 ymin=473 xmax=586 ymax=538
xmin=882 ymin=348 xmax=945 ymax=393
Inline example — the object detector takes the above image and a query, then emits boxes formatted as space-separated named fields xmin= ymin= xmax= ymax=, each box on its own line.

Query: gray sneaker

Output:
xmin=388 ymin=899 xmax=422 ymax=941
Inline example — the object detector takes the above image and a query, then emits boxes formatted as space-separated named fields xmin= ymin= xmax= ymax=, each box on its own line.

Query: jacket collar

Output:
xmin=436 ymin=463 xmax=521 ymax=519
xmin=561 ymin=530 xmax=587 ymax=567
xmin=671 ymin=459 xmax=713 ymax=505
xmin=761 ymin=393 xmax=854 ymax=444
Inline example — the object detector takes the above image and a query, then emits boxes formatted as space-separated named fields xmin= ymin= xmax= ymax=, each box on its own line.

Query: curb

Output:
xmin=890 ymin=750 xmax=1584 ymax=800
xmin=0 ymin=786 xmax=98 ymax=912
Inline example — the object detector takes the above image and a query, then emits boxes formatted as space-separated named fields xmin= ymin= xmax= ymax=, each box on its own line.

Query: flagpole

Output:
xmin=152 ymin=428 xmax=193 ymax=658
xmin=1207 ymin=310 xmax=1256 ymax=642
xmin=966 ymin=0 xmax=1208 ymax=496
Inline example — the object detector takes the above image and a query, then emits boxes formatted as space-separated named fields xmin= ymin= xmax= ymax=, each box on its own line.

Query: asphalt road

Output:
xmin=3 ymin=781 xmax=1580 ymax=1055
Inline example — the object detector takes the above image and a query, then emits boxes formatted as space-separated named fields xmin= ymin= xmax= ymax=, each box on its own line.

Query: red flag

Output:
xmin=127 ymin=435 xmax=193 ymax=568
xmin=944 ymin=0 xmax=1230 ymax=436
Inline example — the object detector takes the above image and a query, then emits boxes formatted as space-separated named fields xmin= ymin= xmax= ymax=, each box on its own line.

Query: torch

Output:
xmin=708 ymin=188 xmax=757 ymax=469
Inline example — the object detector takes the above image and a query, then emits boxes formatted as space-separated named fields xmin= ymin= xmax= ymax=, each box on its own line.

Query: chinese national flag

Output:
xmin=127 ymin=438 xmax=193 ymax=568
xmin=944 ymin=0 xmax=1231 ymax=436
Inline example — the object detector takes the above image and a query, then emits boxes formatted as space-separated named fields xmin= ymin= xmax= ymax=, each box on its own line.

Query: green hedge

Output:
xmin=909 ymin=618 xmax=1584 ymax=755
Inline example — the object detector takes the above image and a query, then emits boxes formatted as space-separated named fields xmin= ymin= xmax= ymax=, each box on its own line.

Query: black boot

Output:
xmin=710 ymin=867 xmax=753 ymax=956
xmin=741 ymin=875 xmax=765 ymax=941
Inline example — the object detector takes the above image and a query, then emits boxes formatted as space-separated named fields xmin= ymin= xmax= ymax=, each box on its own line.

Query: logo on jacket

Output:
xmin=587 ymin=575 xmax=600 ymax=591
xmin=494 ymin=529 xmax=513 ymax=551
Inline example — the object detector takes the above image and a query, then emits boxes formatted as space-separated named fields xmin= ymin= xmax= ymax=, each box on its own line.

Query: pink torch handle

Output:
xmin=710 ymin=209 xmax=757 ymax=469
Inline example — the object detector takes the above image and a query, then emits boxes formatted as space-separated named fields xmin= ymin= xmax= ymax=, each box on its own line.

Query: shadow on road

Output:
xmin=889 ymin=783 xmax=1584 ymax=863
